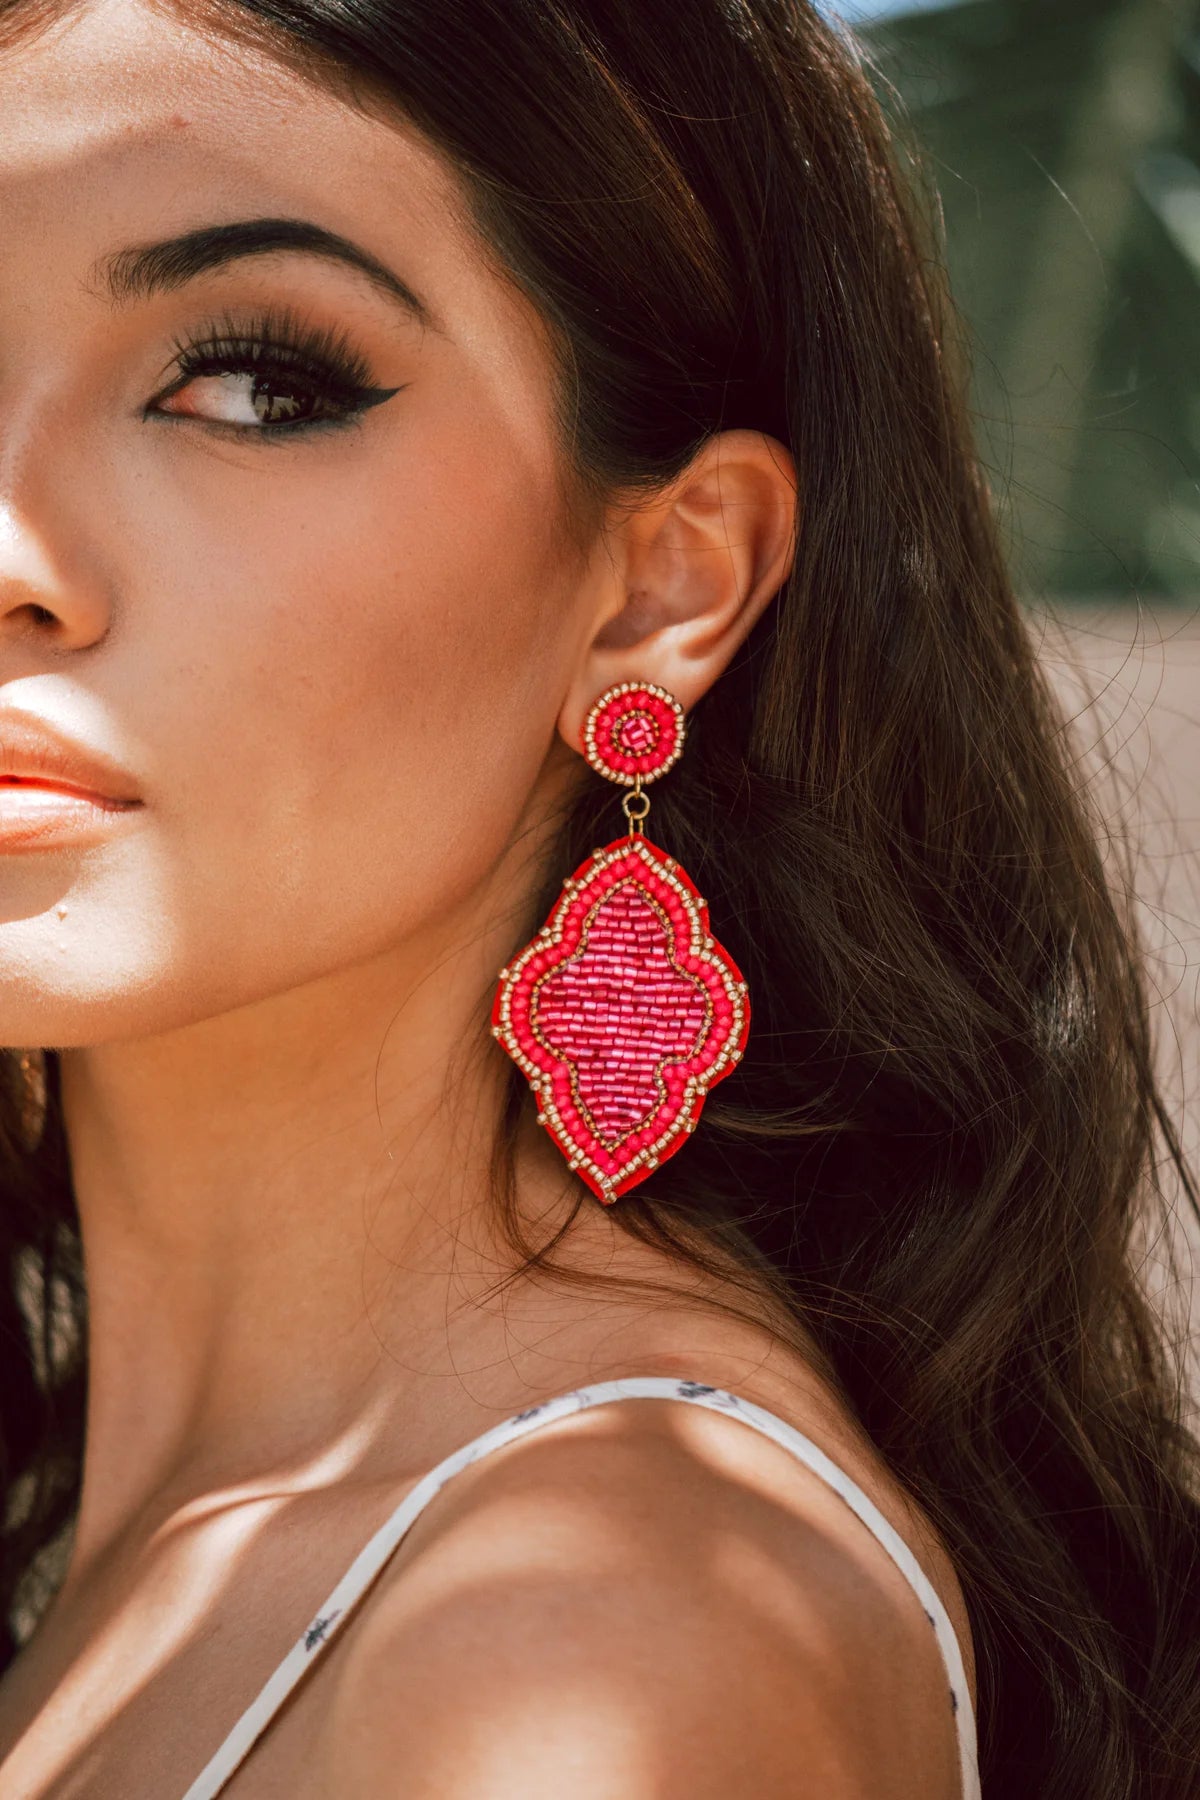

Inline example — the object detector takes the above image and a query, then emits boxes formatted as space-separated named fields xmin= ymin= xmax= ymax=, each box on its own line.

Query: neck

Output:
xmin=53 ymin=867 xmax=571 ymax=1589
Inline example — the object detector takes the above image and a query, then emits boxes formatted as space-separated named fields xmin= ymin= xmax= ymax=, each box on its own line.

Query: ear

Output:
xmin=558 ymin=429 xmax=798 ymax=755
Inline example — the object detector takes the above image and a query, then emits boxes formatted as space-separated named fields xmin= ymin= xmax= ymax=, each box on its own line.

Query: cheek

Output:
xmin=117 ymin=414 xmax=579 ymax=992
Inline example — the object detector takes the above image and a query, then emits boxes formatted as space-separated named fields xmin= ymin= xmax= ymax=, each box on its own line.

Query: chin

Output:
xmin=0 ymin=939 xmax=191 ymax=1048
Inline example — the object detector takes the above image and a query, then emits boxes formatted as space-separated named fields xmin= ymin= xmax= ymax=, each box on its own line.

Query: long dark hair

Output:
xmin=2 ymin=1 xmax=1198 ymax=1792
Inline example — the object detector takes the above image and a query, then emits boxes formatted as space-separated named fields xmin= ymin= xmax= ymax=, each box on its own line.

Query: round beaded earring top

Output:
xmin=582 ymin=682 xmax=686 ymax=787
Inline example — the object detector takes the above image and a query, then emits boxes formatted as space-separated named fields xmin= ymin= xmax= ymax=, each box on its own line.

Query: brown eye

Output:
xmin=151 ymin=307 xmax=403 ymax=438
xmin=159 ymin=360 xmax=355 ymax=430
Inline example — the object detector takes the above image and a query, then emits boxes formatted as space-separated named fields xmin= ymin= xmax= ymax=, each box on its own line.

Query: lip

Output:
xmin=0 ymin=710 xmax=142 ymax=850
xmin=0 ymin=711 xmax=142 ymax=807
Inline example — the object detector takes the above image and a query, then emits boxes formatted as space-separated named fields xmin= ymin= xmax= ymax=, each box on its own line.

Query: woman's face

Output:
xmin=0 ymin=0 xmax=598 ymax=1045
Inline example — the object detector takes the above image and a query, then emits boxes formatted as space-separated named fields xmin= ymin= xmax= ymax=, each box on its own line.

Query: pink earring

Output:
xmin=492 ymin=681 xmax=750 ymax=1204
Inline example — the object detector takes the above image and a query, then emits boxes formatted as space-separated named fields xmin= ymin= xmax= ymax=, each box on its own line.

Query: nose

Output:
xmin=0 ymin=493 xmax=113 ymax=653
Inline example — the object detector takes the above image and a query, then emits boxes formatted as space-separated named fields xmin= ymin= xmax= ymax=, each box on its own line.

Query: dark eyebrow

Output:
xmin=89 ymin=216 xmax=437 ymax=330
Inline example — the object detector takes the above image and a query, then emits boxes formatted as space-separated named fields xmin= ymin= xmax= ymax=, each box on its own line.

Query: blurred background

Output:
xmin=835 ymin=0 xmax=1200 ymax=1378
xmin=845 ymin=0 xmax=1199 ymax=600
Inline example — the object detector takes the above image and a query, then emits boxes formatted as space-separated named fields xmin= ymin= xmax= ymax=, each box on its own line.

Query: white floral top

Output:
xmin=180 ymin=1377 xmax=981 ymax=1799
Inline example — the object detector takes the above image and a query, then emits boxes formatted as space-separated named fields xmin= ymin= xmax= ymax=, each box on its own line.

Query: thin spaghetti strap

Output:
xmin=179 ymin=1376 xmax=981 ymax=1800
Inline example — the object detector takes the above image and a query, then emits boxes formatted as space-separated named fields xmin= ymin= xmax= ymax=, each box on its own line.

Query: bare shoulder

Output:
xmin=313 ymin=1387 xmax=965 ymax=1799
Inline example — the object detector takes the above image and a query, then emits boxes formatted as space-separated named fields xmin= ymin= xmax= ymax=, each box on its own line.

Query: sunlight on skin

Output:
xmin=317 ymin=1405 xmax=960 ymax=1797
xmin=0 ymin=3 xmax=964 ymax=1796
xmin=0 ymin=0 xmax=794 ymax=1567
xmin=0 ymin=0 xmax=778 ymax=1527
xmin=3 ymin=1494 xmax=287 ymax=1793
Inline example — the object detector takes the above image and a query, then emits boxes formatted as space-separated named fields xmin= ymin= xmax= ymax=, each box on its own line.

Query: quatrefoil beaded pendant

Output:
xmin=492 ymin=681 xmax=750 ymax=1203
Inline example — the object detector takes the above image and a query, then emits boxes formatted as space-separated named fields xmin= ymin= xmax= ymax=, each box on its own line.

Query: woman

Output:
xmin=0 ymin=0 xmax=1196 ymax=1793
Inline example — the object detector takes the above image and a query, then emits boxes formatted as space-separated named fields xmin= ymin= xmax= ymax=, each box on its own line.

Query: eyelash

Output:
xmin=153 ymin=303 xmax=396 ymax=440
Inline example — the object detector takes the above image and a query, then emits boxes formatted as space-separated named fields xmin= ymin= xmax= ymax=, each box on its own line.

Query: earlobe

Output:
xmin=558 ymin=427 xmax=798 ymax=755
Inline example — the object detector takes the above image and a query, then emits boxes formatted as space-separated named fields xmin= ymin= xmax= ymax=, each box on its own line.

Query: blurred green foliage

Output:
xmin=854 ymin=0 xmax=1200 ymax=601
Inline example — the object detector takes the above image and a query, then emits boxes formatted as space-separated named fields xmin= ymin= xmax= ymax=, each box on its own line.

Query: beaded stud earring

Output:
xmin=491 ymin=681 xmax=750 ymax=1203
